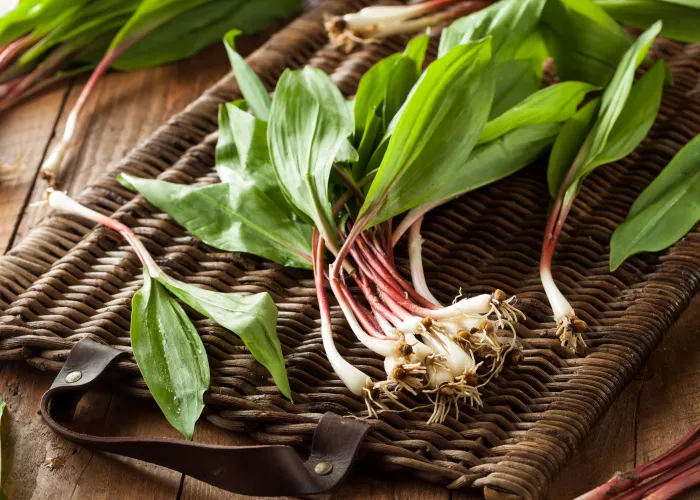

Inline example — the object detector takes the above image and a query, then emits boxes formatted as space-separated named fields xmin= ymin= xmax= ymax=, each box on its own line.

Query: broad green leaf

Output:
xmin=479 ymin=81 xmax=597 ymax=144
xmin=610 ymin=134 xmax=700 ymax=270
xmin=540 ymin=0 xmax=632 ymax=86
xmin=267 ymin=67 xmax=353 ymax=241
xmin=0 ymin=395 xmax=5 ymax=500
xmin=404 ymin=33 xmax=430 ymax=73
xmin=119 ymin=174 xmax=313 ymax=269
xmin=584 ymin=60 xmax=667 ymax=170
xmin=489 ymin=59 xmax=543 ymax=119
xmin=547 ymin=98 xmax=601 ymax=197
xmin=112 ymin=0 xmax=300 ymax=70
xmin=433 ymin=123 xmax=561 ymax=204
xmin=595 ymin=0 xmax=700 ymax=43
xmin=352 ymin=107 xmax=382 ymax=179
xmin=0 ymin=0 xmax=71 ymax=45
xmin=223 ymin=29 xmax=271 ymax=121
xmin=157 ymin=276 xmax=291 ymax=401
xmin=353 ymin=53 xmax=403 ymax=139
xmin=18 ymin=0 xmax=138 ymax=67
xmin=438 ymin=0 xmax=546 ymax=58
xmin=359 ymin=39 xmax=494 ymax=227
xmin=547 ymin=22 xmax=664 ymax=197
xmin=215 ymin=102 xmax=286 ymax=206
xmin=382 ymin=56 xmax=421 ymax=130
xmin=109 ymin=0 xmax=211 ymax=51
xmin=131 ymin=269 xmax=210 ymax=440
xmin=335 ymin=139 xmax=359 ymax=164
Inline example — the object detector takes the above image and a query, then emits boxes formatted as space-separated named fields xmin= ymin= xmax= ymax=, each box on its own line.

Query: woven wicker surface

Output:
xmin=1 ymin=1 xmax=699 ymax=498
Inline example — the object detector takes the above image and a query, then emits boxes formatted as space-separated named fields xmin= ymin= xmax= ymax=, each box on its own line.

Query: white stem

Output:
xmin=404 ymin=333 xmax=433 ymax=362
xmin=540 ymin=265 xmax=574 ymax=321
xmin=408 ymin=217 xmax=441 ymax=306
xmin=320 ymin=318 xmax=371 ymax=396
xmin=343 ymin=4 xmax=438 ymax=30
xmin=428 ymin=294 xmax=492 ymax=320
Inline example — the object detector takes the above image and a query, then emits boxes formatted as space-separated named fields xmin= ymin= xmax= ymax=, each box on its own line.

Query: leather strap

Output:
xmin=40 ymin=339 xmax=370 ymax=497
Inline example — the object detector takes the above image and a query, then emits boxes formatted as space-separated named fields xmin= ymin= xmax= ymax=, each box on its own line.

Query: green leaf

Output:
xmin=131 ymin=269 xmax=210 ymax=440
xmin=610 ymin=134 xmax=700 ymax=270
xmin=404 ymin=33 xmax=430 ymax=72
xmin=215 ymin=102 xmax=286 ymax=205
xmin=109 ymin=0 xmax=211 ymax=51
xmin=489 ymin=59 xmax=543 ymax=119
xmin=17 ymin=0 xmax=138 ymax=67
xmin=540 ymin=0 xmax=632 ymax=86
xmin=479 ymin=81 xmax=597 ymax=144
xmin=438 ymin=0 xmax=546 ymax=58
xmin=548 ymin=22 xmax=665 ymax=197
xmin=267 ymin=67 xmax=353 ymax=241
xmin=352 ymin=107 xmax=382 ymax=179
xmin=353 ymin=53 xmax=403 ymax=139
xmin=223 ymin=29 xmax=271 ymax=121
xmin=112 ymin=0 xmax=300 ymax=71
xmin=595 ymin=0 xmax=700 ymax=43
xmin=584 ymin=60 xmax=667 ymax=171
xmin=547 ymin=98 xmax=601 ymax=197
xmin=156 ymin=276 xmax=291 ymax=401
xmin=335 ymin=138 xmax=359 ymax=164
xmin=382 ymin=56 xmax=421 ymax=131
xmin=432 ymin=123 xmax=561 ymax=205
xmin=359 ymin=39 xmax=494 ymax=227
xmin=118 ymin=174 xmax=313 ymax=269
xmin=0 ymin=0 xmax=80 ymax=45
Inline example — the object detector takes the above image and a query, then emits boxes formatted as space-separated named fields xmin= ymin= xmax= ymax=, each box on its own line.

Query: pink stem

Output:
xmin=617 ymin=456 xmax=700 ymax=500
xmin=645 ymin=464 xmax=700 ymax=500
xmin=385 ymin=218 xmax=395 ymax=266
xmin=332 ymin=277 xmax=386 ymax=339
xmin=575 ymin=425 xmax=700 ymax=500
xmin=352 ymin=272 xmax=403 ymax=327
xmin=312 ymin=230 xmax=334 ymax=336
xmin=0 ymin=35 xmax=32 ymax=73
xmin=364 ymin=231 xmax=439 ymax=309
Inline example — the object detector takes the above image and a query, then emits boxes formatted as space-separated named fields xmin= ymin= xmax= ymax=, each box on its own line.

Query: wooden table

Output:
xmin=0 ymin=35 xmax=698 ymax=500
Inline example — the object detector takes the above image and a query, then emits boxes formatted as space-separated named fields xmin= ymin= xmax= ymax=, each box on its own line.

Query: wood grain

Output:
xmin=9 ymin=43 xmax=231 ymax=250
xmin=0 ymin=85 xmax=70 ymax=254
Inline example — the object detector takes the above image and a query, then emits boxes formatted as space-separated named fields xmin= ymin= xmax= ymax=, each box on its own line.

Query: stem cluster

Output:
xmin=314 ymin=198 xmax=526 ymax=423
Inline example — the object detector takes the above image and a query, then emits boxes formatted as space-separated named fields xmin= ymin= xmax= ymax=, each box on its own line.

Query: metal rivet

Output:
xmin=314 ymin=461 xmax=333 ymax=475
xmin=65 ymin=371 xmax=82 ymax=383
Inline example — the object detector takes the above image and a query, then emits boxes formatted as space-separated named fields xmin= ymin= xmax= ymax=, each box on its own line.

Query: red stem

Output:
xmin=385 ymin=218 xmax=395 ymax=266
xmin=364 ymin=231 xmax=439 ymax=310
xmin=312 ymin=230 xmax=334 ymax=334
xmin=0 ymin=35 xmax=32 ymax=74
xmin=332 ymin=277 xmax=386 ymax=339
xmin=616 ymin=456 xmax=700 ymax=500
xmin=352 ymin=272 xmax=403 ymax=327
xmin=576 ymin=425 xmax=700 ymax=500
xmin=645 ymin=464 xmax=700 ymax=500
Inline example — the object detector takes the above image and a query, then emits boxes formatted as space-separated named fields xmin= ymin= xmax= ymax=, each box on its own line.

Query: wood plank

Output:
xmin=0 ymin=84 xmax=70 ymax=254
xmin=0 ymin=362 xmax=180 ymax=500
xmin=9 ymin=42 xmax=232 ymax=250
xmin=633 ymin=293 xmax=700 ymax=500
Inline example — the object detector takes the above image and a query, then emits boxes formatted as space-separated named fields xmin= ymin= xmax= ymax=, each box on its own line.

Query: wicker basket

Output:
xmin=1 ymin=1 xmax=700 ymax=498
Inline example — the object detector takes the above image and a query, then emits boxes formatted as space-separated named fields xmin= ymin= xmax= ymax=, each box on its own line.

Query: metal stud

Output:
xmin=314 ymin=461 xmax=333 ymax=475
xmin=65 ymin=370 xmax=82 ymax=383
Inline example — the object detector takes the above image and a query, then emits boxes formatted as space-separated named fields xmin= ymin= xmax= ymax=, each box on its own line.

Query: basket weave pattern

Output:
xmin=1 ymin=2 xmax=700 ymax=498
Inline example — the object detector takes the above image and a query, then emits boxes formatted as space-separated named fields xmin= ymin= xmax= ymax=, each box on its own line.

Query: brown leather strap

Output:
xmin=40 ymin=339 xmax=370 ymax=497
